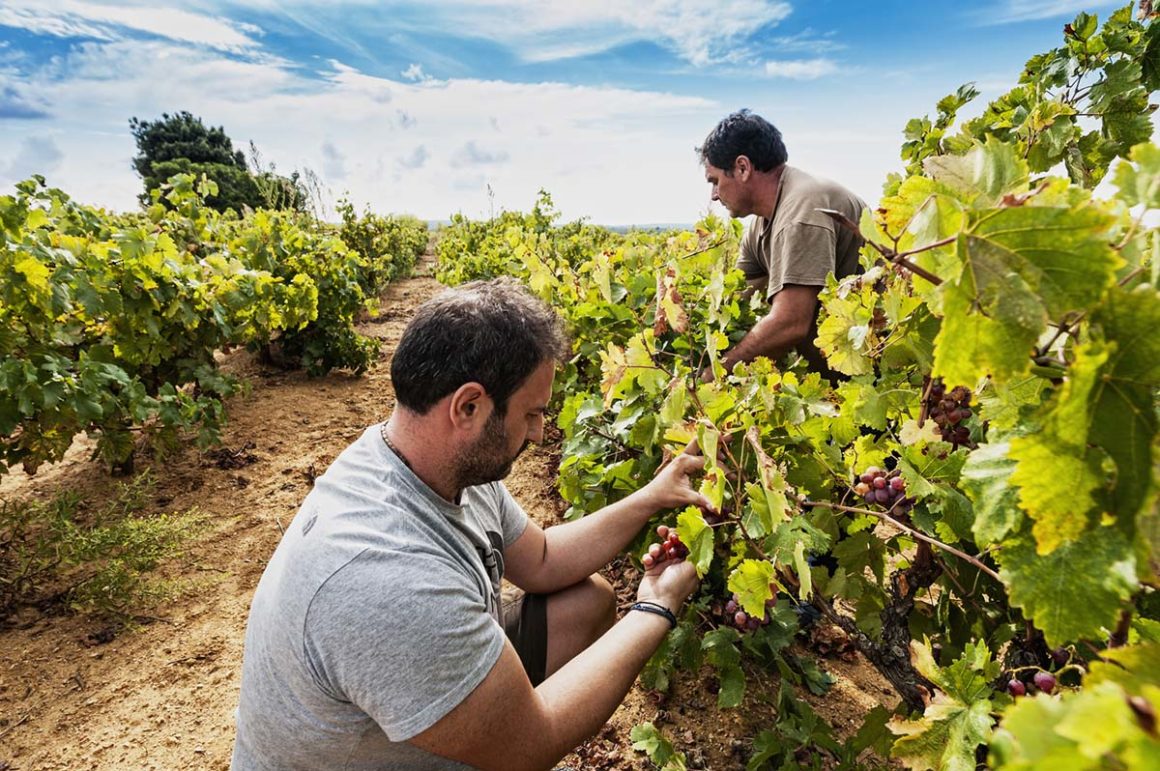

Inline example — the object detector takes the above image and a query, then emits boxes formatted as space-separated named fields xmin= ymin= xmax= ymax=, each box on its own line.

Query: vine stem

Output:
xmin=817 ymin=208 xmax=945 ymax=286
xmin=803 ymin=499 xmax=1002 ymax=583
xmin=1034 ymin=265 xmax=1148 ymax=358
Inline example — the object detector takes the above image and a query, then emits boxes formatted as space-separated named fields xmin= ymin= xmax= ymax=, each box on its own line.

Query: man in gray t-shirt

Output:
xmin=698 ymin=110 xmax=866 ymax=381
xmin=232 ymin=278 xmax=711 ymax=770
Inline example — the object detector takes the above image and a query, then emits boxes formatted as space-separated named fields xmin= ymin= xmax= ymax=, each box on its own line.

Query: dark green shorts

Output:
xmin=502 ymin=587 xmax=548 ymax=686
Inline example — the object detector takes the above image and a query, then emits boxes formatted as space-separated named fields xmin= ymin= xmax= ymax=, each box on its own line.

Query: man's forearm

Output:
xmin=530 ymin=610 xmax=673 ymax=766
xmin=722 ymin=311 xmax=804 ymax=370
xmin=532 ymin=489 xmax=658 ymax=591
xmin=721 ymin=285 xmax=819 ymax=371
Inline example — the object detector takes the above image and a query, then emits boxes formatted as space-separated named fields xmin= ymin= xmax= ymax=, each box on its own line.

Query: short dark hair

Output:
xmin=391 ymin=277 xmax=570 ymax=415
xmin=697 ymin=109 xmax=787 ymax=173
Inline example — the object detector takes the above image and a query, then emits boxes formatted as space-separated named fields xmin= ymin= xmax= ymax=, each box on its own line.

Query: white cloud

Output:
xmin=450 ymin=141 xmax=510 ymax=168
xmin=768 ymin=29 xmax=844 ymax=54
xmin=401 ymin=63 xmax=429 ymax=82
xmin=466 ymin=0 xmax=794 ymax=65
xmin=218 ymin=0 xmax=795 ymax=66
xmin=763 ymin=57 xmax=839 ymax=80
xmin=982 ymin=0 xmax=1123 ymax=23
xmin=0 ymin=37 xmax=730 ymax=223
xmin=396 ymin=145 xmax=429 ymax=171
xmin=321 ymin=141 xmax=347 ymax=180
xmin=2 ymin=136 xmax=64 ymax=182
xmin=0 ymin=0 xmax=262 ymax=52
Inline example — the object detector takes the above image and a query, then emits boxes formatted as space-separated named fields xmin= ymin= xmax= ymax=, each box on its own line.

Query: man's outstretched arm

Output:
xmin=409 ymin=559 xmax=699 ymax=771
xmin=504 ymin=453 xmax=711 ymax=594
xmin=710 ymin=283 xmax=821 ymax=378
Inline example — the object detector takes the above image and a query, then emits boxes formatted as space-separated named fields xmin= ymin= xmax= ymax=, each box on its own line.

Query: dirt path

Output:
xmin=0 ymin=257 xmax=893 ymax=770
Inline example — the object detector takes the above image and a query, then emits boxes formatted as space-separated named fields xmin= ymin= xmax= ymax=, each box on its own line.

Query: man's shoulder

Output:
xmin=775 ymin=166 xmax=865 ymax=228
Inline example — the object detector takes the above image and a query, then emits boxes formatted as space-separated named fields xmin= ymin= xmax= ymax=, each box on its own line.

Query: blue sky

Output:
xmin=0 ymin=0 xmax=1138 ymax=225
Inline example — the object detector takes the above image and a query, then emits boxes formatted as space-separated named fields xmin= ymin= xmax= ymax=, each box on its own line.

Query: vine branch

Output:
xmin=803 ymin=499 xmax=1002 ymax=583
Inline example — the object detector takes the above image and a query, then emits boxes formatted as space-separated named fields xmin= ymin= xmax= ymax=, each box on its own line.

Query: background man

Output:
xmin=698 ymin=109 xmax=867 ymax=381
xmin=232 ymin=277 xmax=709 ymax=771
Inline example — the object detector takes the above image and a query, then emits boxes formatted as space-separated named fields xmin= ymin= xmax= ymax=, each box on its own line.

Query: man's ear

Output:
xmin=448 ymin=382 xmax=489 ymax=430
xmin=734 ymin=155 xmax=752 ymax=181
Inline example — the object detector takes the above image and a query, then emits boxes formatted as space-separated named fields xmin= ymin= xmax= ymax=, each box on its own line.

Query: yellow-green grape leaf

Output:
xmin=889 ymin=641 xmax=998 ymax=771
xmin=961 ymin=442 xmax=1024 ymax=548
xmin=997 ymin=526 xmax=1137 ymax=646
xmin=1008 ymin=340 xmax=1109 ymax=554
xmin=1113 ymin=142 xmax=1160 ymax=209
xmin=744 ymin=427 xmax=791 ymax=526
xmin=726 ymin=559 xmax=776 ymax=618
xmin=815 ymin=287 xmax=877 ymax=376
xmin=931 ymin=240 xmax=1043 ymax=387
xmin=630 ymin=722 xmax=688 ymax=771
xmin=793 ymin=541 xmax=813 ymax=600
xmin=676 ymin=506 xmax=714 ymax=577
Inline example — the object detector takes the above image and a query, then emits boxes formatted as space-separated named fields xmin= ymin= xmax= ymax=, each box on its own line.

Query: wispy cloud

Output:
xmin=3 ymin=136 xmax=64 ymax=181
xmin=221 ymin=0 xmax=796 ymax=67
xmin=321 ymin=140 xmax=347 ymax=180
xmin=979 ymin=0 xmax=1123 ymax=24
xmin=768 ymin=28 xmax=844 ymax=55
xmin=763 ymin=57 xmax=839 ymax=80
xmin=396 ymin=145 xmax=429 ymax=170
xmin=0 ymin=0 xmax=262 ymax=53
xmin=0 ymin=85 xmax=51 ymax=119
xmin=450 ymin=140 xmax=510 ymax=168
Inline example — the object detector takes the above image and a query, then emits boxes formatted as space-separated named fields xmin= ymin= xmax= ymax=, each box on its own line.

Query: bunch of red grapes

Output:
xmin=1007 ymin=647 xmax=1069 ymax=697
xmin=853 ymin=466 xmax=912 ymax=513
xmin=714 ymin=587 xmax=778 ymax=633
xmin=641 ymin=525 xmax=688 ymax=569
xmin=926 ymin=380 xmax=974 ymax=448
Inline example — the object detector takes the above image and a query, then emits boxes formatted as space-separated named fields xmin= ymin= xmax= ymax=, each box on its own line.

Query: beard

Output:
xmin=454 ymin=411 xmax=529 ymax=490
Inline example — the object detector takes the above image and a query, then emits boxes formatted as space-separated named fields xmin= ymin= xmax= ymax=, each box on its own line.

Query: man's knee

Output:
xmin=584 ymin=574 xmax=616 ymax=634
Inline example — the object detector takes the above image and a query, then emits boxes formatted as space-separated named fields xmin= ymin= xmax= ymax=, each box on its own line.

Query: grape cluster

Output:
xmin=853 ymin=466 xmax=912 ymax=513
xmin=641 ymin=525 xmax=688 ymax=569
xmin=700 ymin=504 xmax=732 ymax=526
xmin=926 ymin=380 xmax=974 ymax=448
xmin=1007 ymin=647 xmax=1068 ymax=697
xmin=714 ymin=586 xmax=778 ymax=633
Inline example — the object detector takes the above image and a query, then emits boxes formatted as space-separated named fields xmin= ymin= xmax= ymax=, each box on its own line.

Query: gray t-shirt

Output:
xmin=232 ymin=424 xmax=529 ymax=770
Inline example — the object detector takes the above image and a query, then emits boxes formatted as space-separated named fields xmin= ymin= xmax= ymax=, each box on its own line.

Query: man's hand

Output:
xmin=636 ymin=452 xmax=713 ymax=513
xmin=636 ymin=557 xmax=699 ymax=615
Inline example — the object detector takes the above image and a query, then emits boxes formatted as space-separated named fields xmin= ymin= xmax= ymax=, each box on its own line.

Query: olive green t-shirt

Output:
xmin=736 ymin=165 xmax=866 ymax=376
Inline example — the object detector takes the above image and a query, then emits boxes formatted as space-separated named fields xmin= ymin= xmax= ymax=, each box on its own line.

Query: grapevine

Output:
xmin=433 ymin=6 xmax=1160 ymax=767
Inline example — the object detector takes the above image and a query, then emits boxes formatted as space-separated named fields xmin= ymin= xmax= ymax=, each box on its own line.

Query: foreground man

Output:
xmin=232 ymin=278 xmax=708 ymax=770
xmin=698 ymin=109 xmax=867 ymax=381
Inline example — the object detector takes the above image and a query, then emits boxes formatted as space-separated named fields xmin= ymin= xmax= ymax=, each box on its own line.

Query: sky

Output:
xmin=0 ymin=0 xmax=1142 ymax=226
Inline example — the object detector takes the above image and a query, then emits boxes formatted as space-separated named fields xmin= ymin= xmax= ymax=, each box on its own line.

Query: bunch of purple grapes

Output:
xmin=716 ymin=587 xmax=778 ymax=633
xmin=927 ymin=380 xmax=974 ymax=448
xmin=641 ymin=525 xmax=688 ymax=569
xmin=1007 ymin=647 xmax=1069 ymax=697
xmin=853 ymin=466 xmax=912 ymax=513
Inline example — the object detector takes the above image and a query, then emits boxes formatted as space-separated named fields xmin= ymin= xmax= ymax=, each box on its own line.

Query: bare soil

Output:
xmin=0 ymin=257 xmax=894 ymax=770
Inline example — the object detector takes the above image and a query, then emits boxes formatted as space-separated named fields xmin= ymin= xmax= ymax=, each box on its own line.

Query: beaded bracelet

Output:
xmin=630 ymin=601 xmax=677 ymax=629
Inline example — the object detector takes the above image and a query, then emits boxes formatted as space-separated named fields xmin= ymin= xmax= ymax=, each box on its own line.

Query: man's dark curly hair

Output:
xmin=696 ymin=109 xmax=788 ymax=173
xmin=390 ymin=277 xmax=570 ymax=416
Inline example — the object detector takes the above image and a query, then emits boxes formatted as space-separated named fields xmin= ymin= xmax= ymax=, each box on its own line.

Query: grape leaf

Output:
xmin=702 ymin=628 xmax=745 ymax=708
xmin=997 ymin=525 xmax=1137 ymax=645
xmin=727 ymin=559 xmax=776 ymax=618
xmin=889 ymin=641 xmax=997 ymax=771
xmin=924 ymin=138 xmax=1031 ymax=208
xmin=932 ymin=258 xmax=1042 ymax=387
xmin=961 ymin=441 xmax=1024 ymax=547
xmin=815 ymin=283 xmax=876 ymax=376
xmin=630 ymin=722 xmax=688 ymax=771
xmin=676 ymin=506 xmax=714 ymax=577
xmin=1112 ymin=142 xmax=1160 ymax=209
